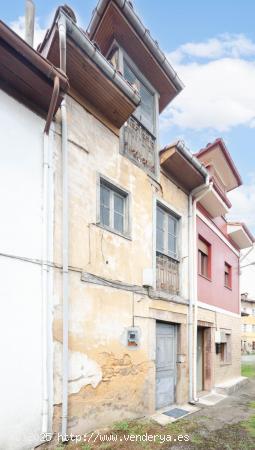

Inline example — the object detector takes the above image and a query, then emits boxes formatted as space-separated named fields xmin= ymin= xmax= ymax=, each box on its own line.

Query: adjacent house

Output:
xmin=0 ymin=20 xmax=68 ymax=450
xmin=241 ymin=293 xmax=255 ymax=353
xmin=0 ymin=0 xmax=254 ymax=447
xmin=194 ymin=139 xmax=254 ymax=394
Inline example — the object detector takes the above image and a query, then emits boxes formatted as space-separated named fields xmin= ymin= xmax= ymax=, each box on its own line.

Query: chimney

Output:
xmin=25 ymin=0 xmax=35 ymax=47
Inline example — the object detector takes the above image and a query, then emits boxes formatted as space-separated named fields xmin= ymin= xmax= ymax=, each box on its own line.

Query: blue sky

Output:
xmin=2 ymin=0 xmax=255 ymax=232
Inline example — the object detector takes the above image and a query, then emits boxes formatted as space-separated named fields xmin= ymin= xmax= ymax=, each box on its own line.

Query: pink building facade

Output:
xmin=194 ymin=139 xmax=254 ymax=394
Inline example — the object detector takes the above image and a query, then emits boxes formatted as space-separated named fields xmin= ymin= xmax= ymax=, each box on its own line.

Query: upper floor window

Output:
xmin=198 ymin=237 xmax=211 ymax=279
xmin=123 ymin=59 xmax=155 ymax=135
xmin=156 ymin=205 xmax=179 ymax=294
xmin=156 ymin=206 xmax=178 ymax=259
xmin=100 ymin=178 xmax=129 ymax=236
xmin=252 ymin=308 xmax=255 ymax=316
xmin=224 ymin=262 xmax=232 ymax=289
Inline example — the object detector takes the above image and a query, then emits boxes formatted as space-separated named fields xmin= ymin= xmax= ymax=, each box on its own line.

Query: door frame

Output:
xmin=155 ymin=321 xmax=177 ymax=409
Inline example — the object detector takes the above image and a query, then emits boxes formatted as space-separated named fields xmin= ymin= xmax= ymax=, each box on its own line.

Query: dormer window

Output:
xmin=107 ymin=42 xmax=158 ymax=176
xmin=123 ymin=60 xmax=155 ymax=135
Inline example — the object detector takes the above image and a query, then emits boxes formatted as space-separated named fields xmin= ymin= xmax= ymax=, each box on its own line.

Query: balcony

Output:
xmin=121 ymin=116 xmax=156 ymax=175
xmin=156 ymin=252 xmax=179 ymax=295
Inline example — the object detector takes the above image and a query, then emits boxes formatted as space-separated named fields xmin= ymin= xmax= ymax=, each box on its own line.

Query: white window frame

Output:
xmin=97 ymin=174 xmax=131 ymax=238
xmin=156 ymin=203 xmax=180 ymax=261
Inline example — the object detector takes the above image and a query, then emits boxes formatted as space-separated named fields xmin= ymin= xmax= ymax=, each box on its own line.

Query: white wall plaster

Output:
xmin=54 ymin=342 xmax=102 ymax=404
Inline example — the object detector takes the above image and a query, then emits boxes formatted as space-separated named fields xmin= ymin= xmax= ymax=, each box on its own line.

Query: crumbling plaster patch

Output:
xmin=54 ymin=341 xmax=102 ymax=404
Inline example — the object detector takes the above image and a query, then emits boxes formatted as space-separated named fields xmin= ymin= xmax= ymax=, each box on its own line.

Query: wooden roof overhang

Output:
xmin=39 ymin=10 xmax=141 ymax=133
xmin=196 ymin=139 xmax=242 ymax=192
xmin=88 ymin=0 xmax=184 ymax=113
xmin=198 ymin=187 xmax=229 ymax=218
xmin=227 ymin=223 xmax=254 ymax=249
xmin=0 ymin=20 xmax=69 ymax=118
xmin=160 ymin=145 xmax=206 ymax=192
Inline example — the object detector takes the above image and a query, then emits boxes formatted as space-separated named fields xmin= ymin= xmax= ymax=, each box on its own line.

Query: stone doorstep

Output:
xmin=197 ymin=392 xmax=227 ymax=406
xmin=151 ymin=403 xmax=200 ymax=426
xmin=214 ymin=376 xmax=248 ymax=395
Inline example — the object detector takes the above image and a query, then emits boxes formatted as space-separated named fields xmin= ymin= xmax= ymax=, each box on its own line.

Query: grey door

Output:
xmin=156 ymin=322 xmax=177 ymax=409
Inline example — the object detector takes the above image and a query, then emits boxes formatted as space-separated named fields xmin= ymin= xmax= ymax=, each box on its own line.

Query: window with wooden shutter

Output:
xmin=224 ymin=262 xmax=232 ymax=288
xmin=198 ymin=237 xmax=210 ymax=278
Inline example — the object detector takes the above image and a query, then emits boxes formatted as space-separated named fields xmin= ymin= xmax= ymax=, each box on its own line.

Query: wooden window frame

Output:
xmin=224 ymin=262 xmax=232 ymax=289
xmin=198 ymin=236 xmax=211 ymax=280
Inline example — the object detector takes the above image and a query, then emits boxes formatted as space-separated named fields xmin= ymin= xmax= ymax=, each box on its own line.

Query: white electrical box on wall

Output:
xmin=142 ymin=268 xmax=154 ymax=287
xmin=215 ymin=330 xmax=221 ymax=343
xmin=126 ymin=327 xmax=140 ymax=348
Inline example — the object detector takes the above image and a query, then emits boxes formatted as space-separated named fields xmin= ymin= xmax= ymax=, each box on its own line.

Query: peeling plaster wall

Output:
xmin=52 ymin=96 xmax=190 ymax=433
xmin=0 ymin=90 xmax=47 ymax=449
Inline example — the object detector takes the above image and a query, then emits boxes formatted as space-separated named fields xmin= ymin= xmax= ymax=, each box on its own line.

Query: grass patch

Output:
xmin=241 ymin=363 xmax=255 ymax=378
xmin=242 ymin=414 xmax=255 ymax=438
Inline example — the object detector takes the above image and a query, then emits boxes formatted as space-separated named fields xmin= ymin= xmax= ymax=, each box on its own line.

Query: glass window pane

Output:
xmin=123 ymin=62 xmax=137 ymax=87
xmin=100 ymin=184 xmax=110 ymax=226
xmin=156 ymin=207 xmax=165 ymax=253
xmin=100 ymin=205 xmax=110 ymax=226
xmin=157 ymin=229 xmax=164 ymax=253
xmin=168 ymin=215 xmax=176 ymax=236
xmin=114 ymin=193 xmax=124 ymax=215
xmin=140 ymin=83 xmax=154 ymax=132
xmin=114 ymin=212 xmax=124 ymax=233
xmin=157 ymin=207 xmax=164 ymax=230
xmin=100 ymin=185 xmax=110 ymax=207
xmin=168 ymin=233 xmax=176 ymax=257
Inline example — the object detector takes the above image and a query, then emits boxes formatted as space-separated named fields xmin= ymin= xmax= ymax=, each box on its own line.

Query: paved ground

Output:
xmin=242 ymin=354 xmax=255 ymax=363
xmin=47 ymin=378 xmax=255 ymax=450
xmin=169 ymin=378 xmax=255 ymax=449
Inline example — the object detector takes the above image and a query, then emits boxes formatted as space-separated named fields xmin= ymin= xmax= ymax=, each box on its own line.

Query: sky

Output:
xmin=2 ymin=0 xmax=255 ymax=233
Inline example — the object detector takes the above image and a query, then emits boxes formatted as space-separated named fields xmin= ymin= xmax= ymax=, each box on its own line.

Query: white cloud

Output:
xmin=161 ymin=34 xmax=255 ymax=132
xmin=10 ymin=16 xmax=47 ymax=49
xmin=169 ymin=34 xmax=255 ymax=64
xmin=228 ymin=174 xmax=255 ymax=230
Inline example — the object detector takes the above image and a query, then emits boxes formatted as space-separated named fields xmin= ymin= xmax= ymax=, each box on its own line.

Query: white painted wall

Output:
xmin=0 ymin=90 xmax=51 ymax=450
xmin=241 ymin=247 xmax=255 ymax=299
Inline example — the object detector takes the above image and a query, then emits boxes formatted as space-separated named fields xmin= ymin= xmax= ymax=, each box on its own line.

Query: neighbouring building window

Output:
xmin=198 ymin=237 xmax=210 ymax=278
xmin=156 ymin=204 xmax=179 ymax=294
xmin=100 ymin=178 xmax=129 ymax=235
xmin=252 ymin=325 xmax=255 ymax=333
xmin=123 ymin=59 xmax=155 ymax=135
xmin=252 ymin=308 xmax=255 ymax=316
xmin=253 ymin=342 xmax=255 ymax=350
xmin=224 ymin=262 xmax=232 ymax=289
xmin=220 ymin=333 xmax=232 ymax=364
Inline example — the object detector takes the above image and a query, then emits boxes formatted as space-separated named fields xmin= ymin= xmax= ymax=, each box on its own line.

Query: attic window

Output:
xmin=108 ymin=47 xmax=120 ymax=71
xmin=123 ymin=59 xmax=155 ymax=135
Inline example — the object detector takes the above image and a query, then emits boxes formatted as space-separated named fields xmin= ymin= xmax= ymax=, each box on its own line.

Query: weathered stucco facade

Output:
xmin=52 ymin=96 xmax=191 ymax=432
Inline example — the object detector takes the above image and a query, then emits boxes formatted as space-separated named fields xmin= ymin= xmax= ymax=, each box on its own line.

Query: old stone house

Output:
xmin=0 ymin=1 xmax=254 ymax=448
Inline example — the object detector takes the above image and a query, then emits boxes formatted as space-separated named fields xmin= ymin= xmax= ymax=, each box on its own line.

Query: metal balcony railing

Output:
xmin=156 ymin=252 xmax=179 ymax=295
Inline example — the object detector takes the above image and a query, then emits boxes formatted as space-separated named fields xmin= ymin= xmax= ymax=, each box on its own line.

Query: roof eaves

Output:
xmin=87 ymin=0 xmax=184 ymax=93
xmin=0 ymin=20 xmax=69 ymax=93
xmin=160 ymin=140 xmax=208 ymax=181
xmin=195 ymin=138 xmax=243 ymax=188
xmin=39 ymin=8 xmax=141 ymax=108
